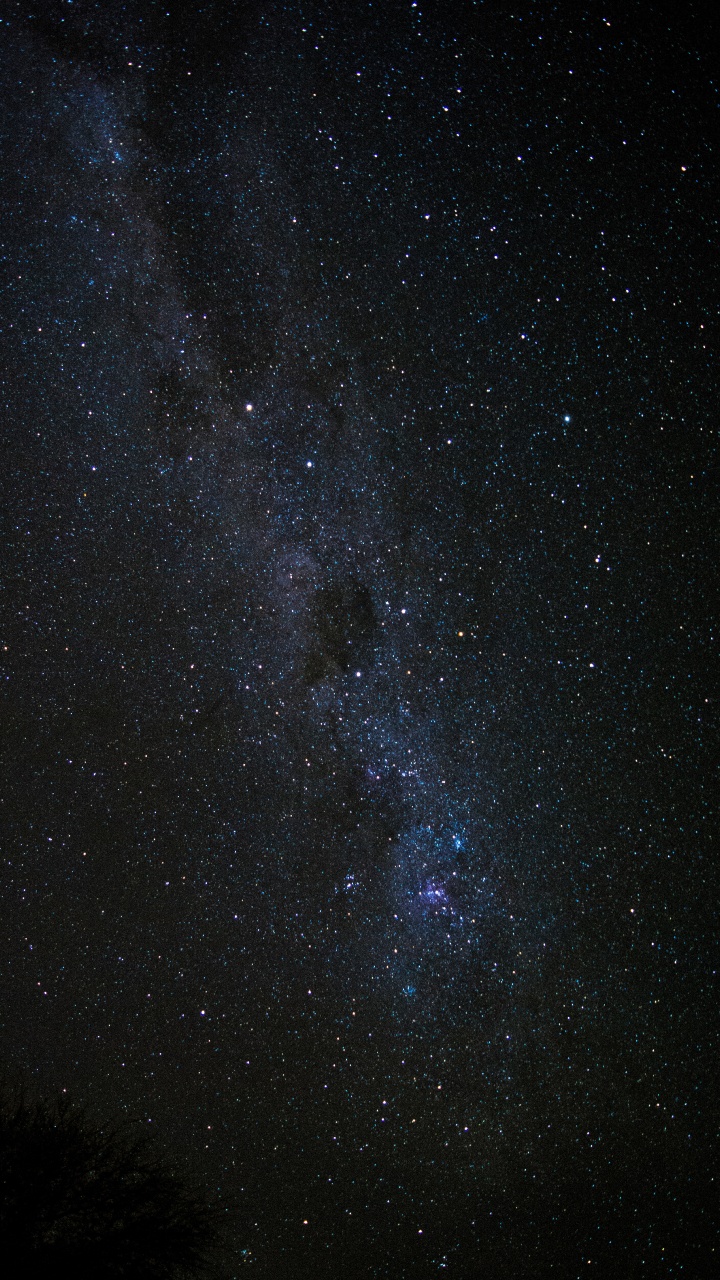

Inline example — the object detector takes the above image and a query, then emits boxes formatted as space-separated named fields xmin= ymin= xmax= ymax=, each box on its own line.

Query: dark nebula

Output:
xmin=306 ymin=578 xmax=378 ymax=682
xmin=0 ymin=2 xmax=716 ymax=1276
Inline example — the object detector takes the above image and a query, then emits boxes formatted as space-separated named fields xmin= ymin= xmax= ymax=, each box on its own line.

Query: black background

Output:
xmin=0 ymin=1 xmax=717 ymax=1275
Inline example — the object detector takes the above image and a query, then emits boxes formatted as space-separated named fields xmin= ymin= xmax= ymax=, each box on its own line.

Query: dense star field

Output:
xmin=0 ymin=1 xmax=717 ymax=1275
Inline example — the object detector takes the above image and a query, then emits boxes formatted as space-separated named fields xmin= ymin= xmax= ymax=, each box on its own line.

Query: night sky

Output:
xmin=0 ymin=1 xmax=717 ymax=1275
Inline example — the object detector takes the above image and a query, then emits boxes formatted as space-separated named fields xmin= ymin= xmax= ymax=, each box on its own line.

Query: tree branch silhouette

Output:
xmin=0 ymin=1085 xmax=226 ymax=1278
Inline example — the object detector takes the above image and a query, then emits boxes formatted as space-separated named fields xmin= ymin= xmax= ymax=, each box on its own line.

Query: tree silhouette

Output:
xmin=0 ymin=1087 xmax=223 ymax=1278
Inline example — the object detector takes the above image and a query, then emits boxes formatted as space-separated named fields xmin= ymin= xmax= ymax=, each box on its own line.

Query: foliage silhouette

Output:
xmin=0 ymin=1086 xmax=223 ymax=1279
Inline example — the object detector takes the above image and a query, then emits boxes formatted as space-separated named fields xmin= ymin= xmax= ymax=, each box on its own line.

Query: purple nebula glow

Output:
xmin=417 ymin=877 xmax=453 ymax=913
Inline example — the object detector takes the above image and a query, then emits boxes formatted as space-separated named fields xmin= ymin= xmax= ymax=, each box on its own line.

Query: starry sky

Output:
xmin=0 ymin=1 xmax=717 ymax=1275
